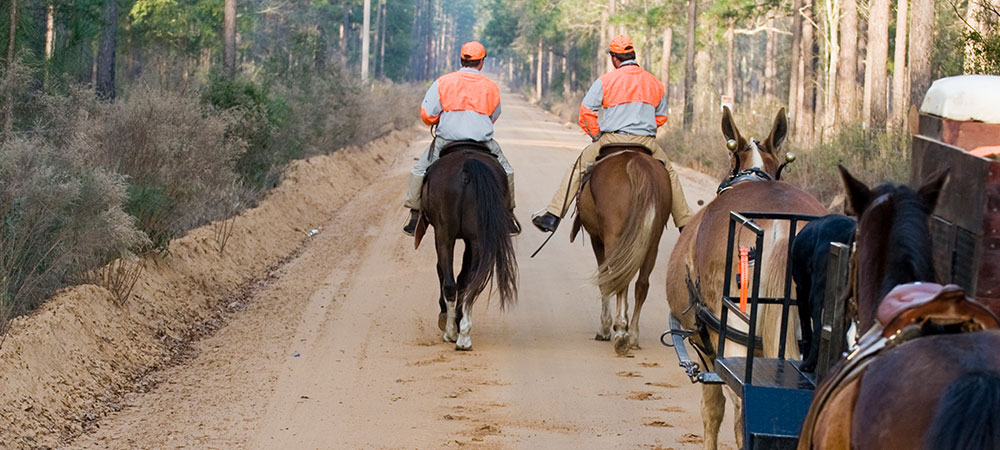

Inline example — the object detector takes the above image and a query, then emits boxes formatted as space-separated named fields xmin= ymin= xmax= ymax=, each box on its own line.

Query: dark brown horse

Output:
xmin=666 ymin=108 xmax=827 ymax=450
xmin=799 ymin=167 xmax=1000 ymax=450
xmin=570 ymin=147 xmax=673 ymax=356
xmin=413 ymin=145 xmax=517 ymax=350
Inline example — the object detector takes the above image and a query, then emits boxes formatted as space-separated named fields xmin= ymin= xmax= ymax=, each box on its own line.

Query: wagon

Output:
xmin=663 ymin=211 xmax=823 ymax=449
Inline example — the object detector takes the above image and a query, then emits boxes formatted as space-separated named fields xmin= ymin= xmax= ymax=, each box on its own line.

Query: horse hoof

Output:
xmin=595 ymin=333 xmax=611 ymax=341
xmin=438 ymin=313 xmax=447 ymax=332
xmin=443 ymin=332 xmax=457 ymax=343
xmin=455 ymin=335 xmax=472 ymax=350
xmin=614 ymin=335 xmax=631 ymax=356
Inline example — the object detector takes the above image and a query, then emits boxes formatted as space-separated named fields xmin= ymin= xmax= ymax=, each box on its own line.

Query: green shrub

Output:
xmin=201 ymin=73 xmax=292 ymax=190
xmin=66 ymin=83 xmax=248 ymax=252
xmin=0 ymin=138 xmax=147 ymax=327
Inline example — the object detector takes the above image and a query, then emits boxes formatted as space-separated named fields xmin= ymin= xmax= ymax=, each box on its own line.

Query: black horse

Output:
xmin=413 ymin=143 xmax=518 ymax=350
xmin=790 ymin=214 xmax=856 ymax=371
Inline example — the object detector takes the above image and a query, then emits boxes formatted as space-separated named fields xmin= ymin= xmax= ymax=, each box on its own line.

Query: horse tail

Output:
xmin=925 ymin=371 xmax=1000 ymax=450
xmin=596 ymin=158 xmax=659 ymax=297
xmin=759 ymin=223 xmax=799 ymax=358
xmin=461 ymin=158 xmax=518 ymax=310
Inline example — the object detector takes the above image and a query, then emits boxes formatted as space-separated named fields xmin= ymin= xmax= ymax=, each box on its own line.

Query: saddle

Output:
xmin=595 ymin=143 xmax=653 ymax=162
xmin=877 ymin=283 xmax=1000 ymax=338
xmin=438 ymin=140 xmax=495 ymax=159
xmin=797 ymin=283 xmax=1000 ymax=448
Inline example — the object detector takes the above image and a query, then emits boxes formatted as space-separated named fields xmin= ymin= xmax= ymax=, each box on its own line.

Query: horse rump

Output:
xmin=461 ymin=157 xmax=518 ymax=309
xmin=595 ymin=158 xmax=661 ymax=297
xmin=925 ymin=371 xmax=1000 ymax=450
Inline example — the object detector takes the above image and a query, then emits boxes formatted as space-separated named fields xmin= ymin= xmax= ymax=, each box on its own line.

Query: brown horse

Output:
xmin=799 ymin=167 xmax=1000 ymax=450
xmin=413 ymin=145 xmax=518 ymax=350
xmin=570 ymin=147 xmax=673 ymax=356
xmin=666 ymin=107 xmax=827 ymax=450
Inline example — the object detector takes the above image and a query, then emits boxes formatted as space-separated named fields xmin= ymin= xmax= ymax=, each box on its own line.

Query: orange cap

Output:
xmin=461 ymin=41 xmax=487 ymax=60
xmin=609 ymin=35 xmax=634 ymax=54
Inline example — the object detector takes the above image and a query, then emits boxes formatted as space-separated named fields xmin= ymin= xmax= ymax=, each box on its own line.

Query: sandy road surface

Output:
xmin=67 ymin=92 xmax=736 ymax=449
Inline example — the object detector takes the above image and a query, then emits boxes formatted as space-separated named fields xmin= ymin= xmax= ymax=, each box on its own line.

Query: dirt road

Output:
xmin=67 ymin=92 xmax=736 ymax=449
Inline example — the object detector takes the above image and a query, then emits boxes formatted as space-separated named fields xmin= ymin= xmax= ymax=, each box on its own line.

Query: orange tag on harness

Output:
xmin=739 ymin=247 xmax=750 ymax=313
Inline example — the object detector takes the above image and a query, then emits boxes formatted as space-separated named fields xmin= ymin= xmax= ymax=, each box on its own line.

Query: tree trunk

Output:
xmin=361 ymin=0 xmax=370 ymax=81
xmin=606 ymin=0 xmax=616 ymax=72
xmin=547 ymin=49 xmax=554 ymax=91
xmin=964 ymin=0 xmax=984 ymax=72
xmin=823 ymin=0 xmax=839 ymax=132
xmin=535 ymin=40 xmax=543 ymax=100
xmin=765 ymin=15 xmax=776 ymax=100
xmin=798 ymin=0 xmax=816 ymax=141
xmin=372 ymin=0 xmax=381 ymax=77
xmin=726 ymin=19 xmax=735 ymax=98
xmin=661 ymin=27 xmax=673 ymax=105
xmin=863 ymin=0 xmax=890 ymax=128
xmin=683 ymin=0 xmax=698 ymax=130
xmin=891 ymin=0 xmax=909 ymax=129
xmin=2 ymin=0 xmax=16 ymax=139
xmin=908 ymin=0 xmax=934 ymax=120
xmin=377 ymin=0 xmax=386 ymax=78
xmin=96 ymin=0 xmax=118 ymax=100
xmin=837 ymin=0 xmax=859 ymax=125
xmin=341 ymin=1 xmax=350 ymax=68
xmin=788 ymin=0 xmax=804 ymax=134
xmin=223 ymin=0 xmax=236 ymax=77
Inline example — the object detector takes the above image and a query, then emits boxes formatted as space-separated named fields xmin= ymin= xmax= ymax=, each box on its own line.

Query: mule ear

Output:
xmin=918 ymin=168 xmax=949 ymax=212
xmin=767 ymin=108 xmax=788 ymax=151
xmin=721 ymin=106 xmax=741 ymax=149
xmin=839 ymin=165 xmax=871 ymax=217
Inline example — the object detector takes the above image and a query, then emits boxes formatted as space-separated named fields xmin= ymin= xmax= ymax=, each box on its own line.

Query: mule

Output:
xmin=790 ymin=214 xmax=856 ymax=372
xmin=569 ymin=146 xmax=673 ymax=356
xmin=666 ymin=107 xmax=827 ymax=450
xmin=800 ymin=167 xmax=1000 ymax=450
xmin=413 ymin=144 xmax=518 ymax=350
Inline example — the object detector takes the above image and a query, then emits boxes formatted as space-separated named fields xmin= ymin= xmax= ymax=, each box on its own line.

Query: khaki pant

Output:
xmin=404 ymin=137 xmax=515 ymax=210
xmin=545 ymin=133 xmax=693 ymax=228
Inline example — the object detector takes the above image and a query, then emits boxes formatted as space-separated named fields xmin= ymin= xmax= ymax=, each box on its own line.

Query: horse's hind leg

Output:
xmin=612 ymin=290 xmax=630 ymax=356
xmin=628 ymin=246 xmax=659 ymax=350
xmin=436 ymin=234 xmax=458 ymax=343
xmin=455 ymin=242 xmax=477 ymax=350
xmin=591 ymin=236 xmax=613 ymax=341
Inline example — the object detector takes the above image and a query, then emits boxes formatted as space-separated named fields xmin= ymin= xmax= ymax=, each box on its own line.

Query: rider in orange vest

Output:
xmin=403 ymin=41 xmax=518 ymax=236
xmin=531 ymin=35 xmax=693 ymax=233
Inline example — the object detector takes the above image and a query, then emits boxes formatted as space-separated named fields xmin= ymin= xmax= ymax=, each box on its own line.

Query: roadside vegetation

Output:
xmin=0 ymin=0 xmax=431 ymax=333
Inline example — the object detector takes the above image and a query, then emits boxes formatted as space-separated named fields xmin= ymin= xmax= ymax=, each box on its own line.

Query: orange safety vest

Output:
xmin=421 ymin=71 xmax=501 ymax=125
xmin=579 ymin=64 xmax=666 ymax=137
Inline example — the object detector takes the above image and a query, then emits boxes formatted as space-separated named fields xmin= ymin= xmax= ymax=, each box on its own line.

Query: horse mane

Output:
xmin=873 ymin=183 xmax=937 ymax=304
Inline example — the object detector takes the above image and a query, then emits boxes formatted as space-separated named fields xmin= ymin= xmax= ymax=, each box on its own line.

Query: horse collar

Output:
xmin=716 ymin=168 xmax=775 ymax=195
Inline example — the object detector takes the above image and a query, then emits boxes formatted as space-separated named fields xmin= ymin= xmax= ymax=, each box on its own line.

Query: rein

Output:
xmin=530 ymin=152 xmax=583 ymax=258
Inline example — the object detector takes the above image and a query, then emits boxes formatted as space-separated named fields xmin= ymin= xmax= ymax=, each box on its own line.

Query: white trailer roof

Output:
xmin=920 ymin=75 xmax=1000 ymax=124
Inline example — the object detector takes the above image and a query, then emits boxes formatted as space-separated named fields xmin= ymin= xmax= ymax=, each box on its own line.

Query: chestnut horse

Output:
xmin=413 ymin=145 xmax=518 ymax=350
xmin=799 ymin=167 xmax=1000 ymax=450
xmin=570 ymin=147 xmax=673 ymax=355
xmin=666 ymin=107 xmax=826 ymax=450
